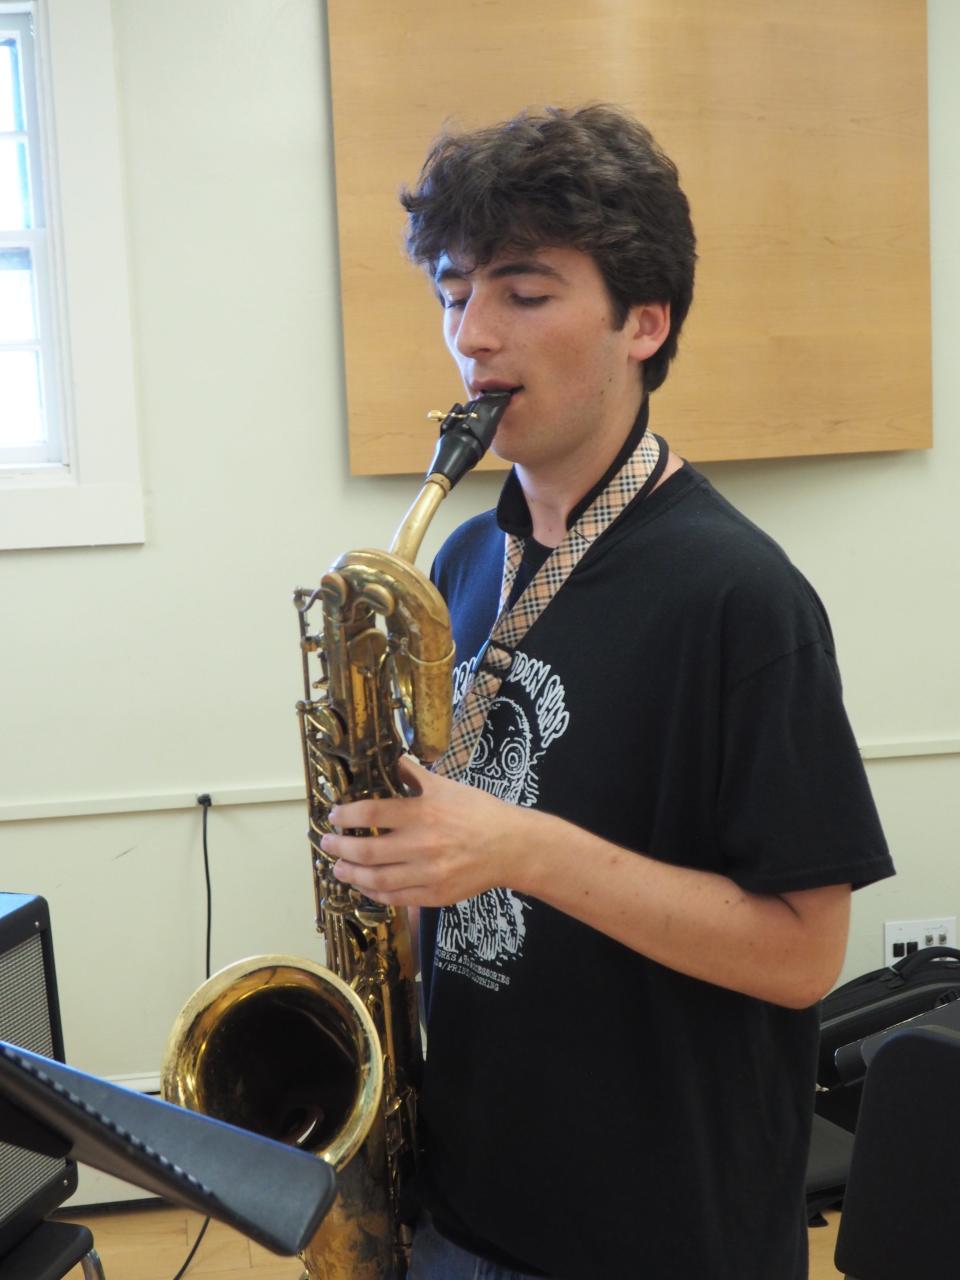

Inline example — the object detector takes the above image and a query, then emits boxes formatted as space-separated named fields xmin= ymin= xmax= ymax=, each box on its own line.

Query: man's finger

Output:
xmin=321 ymin=831 xmax=403 ymax=864
xmin=333 ymin=859 xmax=427 ymax=896
xmin=329 ymin=796 xmax=410 ymax=830
xmin=396 ymin=754 xmax=430 ymax=792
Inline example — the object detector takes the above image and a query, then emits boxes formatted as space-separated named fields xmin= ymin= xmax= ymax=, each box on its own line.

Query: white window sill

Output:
xmin=0 ymin=467 xmax=144 ymax=549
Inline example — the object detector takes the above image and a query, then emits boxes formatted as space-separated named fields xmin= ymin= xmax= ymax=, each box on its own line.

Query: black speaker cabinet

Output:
xmin=0 ymin=894 xmax=76 ymax=1256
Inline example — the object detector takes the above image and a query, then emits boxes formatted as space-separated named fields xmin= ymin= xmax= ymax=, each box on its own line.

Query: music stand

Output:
xmin=0 ymin=1040 xmax=337 ymax=1277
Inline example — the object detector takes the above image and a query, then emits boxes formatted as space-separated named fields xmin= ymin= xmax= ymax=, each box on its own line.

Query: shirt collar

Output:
xmin=496 ymin=398 xmax=651 ymax=537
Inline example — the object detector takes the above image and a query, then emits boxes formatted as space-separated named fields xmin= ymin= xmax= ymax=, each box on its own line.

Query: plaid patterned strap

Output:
xmin=434 ymin=431 xmax=663 ymax=781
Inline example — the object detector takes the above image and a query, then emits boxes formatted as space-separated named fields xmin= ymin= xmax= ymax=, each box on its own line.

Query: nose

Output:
xmin=450 ymin=292 xmax=501 ymax=360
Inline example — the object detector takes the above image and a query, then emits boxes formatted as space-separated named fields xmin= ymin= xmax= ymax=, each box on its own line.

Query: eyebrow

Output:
xmin=434 ymin=257 xmax=570 ymax=287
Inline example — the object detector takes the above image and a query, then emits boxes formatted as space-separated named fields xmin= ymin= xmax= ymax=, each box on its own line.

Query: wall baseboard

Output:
xmin=858 ymin=739 xmax=960 ymax=761
xmin=4 ymin=739 xmax=960 ymax=824
xmin=0 ymin=785 xmax=305 ymax=824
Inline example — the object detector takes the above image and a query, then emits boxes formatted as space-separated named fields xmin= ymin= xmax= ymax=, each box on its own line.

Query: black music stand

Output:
xmin=0 ymin=1040 xmax=337 ymax=1279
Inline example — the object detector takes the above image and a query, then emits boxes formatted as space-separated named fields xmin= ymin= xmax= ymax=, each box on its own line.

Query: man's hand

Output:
xmin=321 ymin=754 xmax=851 ymax=1009
xmin=320 ymin=756 xmax=529 ymax=908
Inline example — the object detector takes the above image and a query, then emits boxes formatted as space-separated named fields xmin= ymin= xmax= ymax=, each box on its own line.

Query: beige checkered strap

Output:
xmin=433 ymin=430 xmax=662 ymax=780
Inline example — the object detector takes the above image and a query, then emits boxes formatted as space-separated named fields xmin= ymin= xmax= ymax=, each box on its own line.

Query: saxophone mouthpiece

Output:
xmin=425 ymin=390 xmax=513 ymax=488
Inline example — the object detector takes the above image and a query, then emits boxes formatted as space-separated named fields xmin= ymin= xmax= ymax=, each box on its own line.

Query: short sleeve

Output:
xmin=717 ymin=640 xmax=894 ymax=894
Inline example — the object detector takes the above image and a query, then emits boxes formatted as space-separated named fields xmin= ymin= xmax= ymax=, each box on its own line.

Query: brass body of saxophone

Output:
xmin=162 ymin=393 xmax=512 ymax=1280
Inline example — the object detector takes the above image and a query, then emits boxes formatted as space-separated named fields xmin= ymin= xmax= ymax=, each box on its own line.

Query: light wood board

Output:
xmin=327 ymin=1 xmax=931 ymax=474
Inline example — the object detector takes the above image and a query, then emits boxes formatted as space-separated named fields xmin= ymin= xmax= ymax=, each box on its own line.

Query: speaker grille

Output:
xmin=0 ymin=933 xmax=54 ymax=1054
xmin=0 ymin=931 xmax=68 ymax=1229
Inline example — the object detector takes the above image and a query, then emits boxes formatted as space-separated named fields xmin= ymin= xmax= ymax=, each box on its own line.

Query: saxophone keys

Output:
xmin=320 ymin=569 xmax=349 ymax=607
xmin=359 ymin=582 xmax=395 ymax=615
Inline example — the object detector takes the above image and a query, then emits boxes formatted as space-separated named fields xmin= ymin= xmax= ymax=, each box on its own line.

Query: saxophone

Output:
xmin=162 ymin=392 xmax=511 ymax=1280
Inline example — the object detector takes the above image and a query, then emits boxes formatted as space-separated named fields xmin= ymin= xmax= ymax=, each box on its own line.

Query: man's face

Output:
xmin=434 ymin=245 xmax=659 ymax=473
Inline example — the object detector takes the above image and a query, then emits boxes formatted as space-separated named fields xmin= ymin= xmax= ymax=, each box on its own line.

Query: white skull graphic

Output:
xmin=464 ymin=697 xmax=537 ymax=806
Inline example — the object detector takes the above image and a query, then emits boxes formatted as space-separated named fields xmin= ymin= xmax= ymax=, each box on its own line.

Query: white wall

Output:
xmin=0 ymin=0 xmax=957 ymax=1083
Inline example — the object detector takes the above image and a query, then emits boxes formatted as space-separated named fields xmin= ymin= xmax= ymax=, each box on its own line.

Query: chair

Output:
xmin=0 ymin=1218 xmax=104 ymax=1280
xmin=834 ymin=1023 xmax=960 ymax=1280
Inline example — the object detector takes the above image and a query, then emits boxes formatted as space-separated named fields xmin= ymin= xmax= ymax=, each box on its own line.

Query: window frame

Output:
xmin=0 ymin=0 xmax=143 ymax=551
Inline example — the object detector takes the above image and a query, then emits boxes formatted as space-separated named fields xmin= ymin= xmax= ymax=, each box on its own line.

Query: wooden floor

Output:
xmin=59 ymin=1203 xmax=303 ymax=1280
xmin=59 ymin=1201 xmax=846 ymax=1279
xmin=809 ymin=1211 xmax=845 ymax=1279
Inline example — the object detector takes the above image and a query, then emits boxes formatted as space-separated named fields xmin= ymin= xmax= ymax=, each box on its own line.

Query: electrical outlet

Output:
xmin=884 ymin=917 xmax=957 ymax=968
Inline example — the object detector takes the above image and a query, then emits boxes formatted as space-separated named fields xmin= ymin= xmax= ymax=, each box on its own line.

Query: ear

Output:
xmin=624 ymin=301 xmax=671 ymax=364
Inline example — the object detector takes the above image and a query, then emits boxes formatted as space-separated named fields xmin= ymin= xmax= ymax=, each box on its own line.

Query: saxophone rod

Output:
xmin=388 ymin=475 xmax=451 ymax=564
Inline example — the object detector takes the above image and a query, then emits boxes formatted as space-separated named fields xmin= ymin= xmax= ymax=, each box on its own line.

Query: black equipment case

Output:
xmin=816 ymin=946 xmax=960 ymax=1132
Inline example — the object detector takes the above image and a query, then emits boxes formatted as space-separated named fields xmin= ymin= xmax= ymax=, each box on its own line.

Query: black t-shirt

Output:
xmin=418 ymin=455 xmax=893 ymax=1280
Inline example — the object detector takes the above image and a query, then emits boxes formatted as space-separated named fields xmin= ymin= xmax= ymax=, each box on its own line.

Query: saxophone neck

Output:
xmin=388 ymin=389 xmax=513 ymax=564
xmin=388 ymin=474 xmax=451 ymax=563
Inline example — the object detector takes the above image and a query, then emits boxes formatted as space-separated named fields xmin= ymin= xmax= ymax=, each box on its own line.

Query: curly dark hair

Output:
xmin=400 ymin=104 xmax=697 ymax=393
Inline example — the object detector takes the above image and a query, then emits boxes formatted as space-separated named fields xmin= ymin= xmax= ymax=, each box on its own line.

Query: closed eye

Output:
xmin=511 ymin=294 xmax=549 ymax=307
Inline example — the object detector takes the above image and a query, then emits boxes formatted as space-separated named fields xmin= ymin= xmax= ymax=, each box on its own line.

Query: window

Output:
xmin=0 ymin=0 xmax=143 ymax=551
xmin=1 ymin=11 xmax=62 ymax=467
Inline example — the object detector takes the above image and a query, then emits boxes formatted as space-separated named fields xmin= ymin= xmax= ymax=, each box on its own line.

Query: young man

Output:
xmin=320 ymin=106 xmax=894 ymax=1279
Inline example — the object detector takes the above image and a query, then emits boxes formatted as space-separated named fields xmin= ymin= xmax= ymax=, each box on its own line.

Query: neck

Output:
xmin=517 ymin=404 xmax=642 ymax=548
xmin=515 ymin=473 xmax=575 ymax=548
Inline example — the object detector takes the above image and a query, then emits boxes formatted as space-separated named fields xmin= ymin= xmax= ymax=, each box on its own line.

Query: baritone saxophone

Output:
xmin=162 ymin=391 xmax=512 ymax=1280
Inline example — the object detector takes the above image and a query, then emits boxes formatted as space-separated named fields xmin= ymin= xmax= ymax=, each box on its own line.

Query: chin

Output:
xmin=490 ymin=435 xmax=528 ymax=467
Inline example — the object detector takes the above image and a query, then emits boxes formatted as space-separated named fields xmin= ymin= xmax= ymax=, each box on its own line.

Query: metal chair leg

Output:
xmin=80 ymin=1247 xmax=106 ymax=1280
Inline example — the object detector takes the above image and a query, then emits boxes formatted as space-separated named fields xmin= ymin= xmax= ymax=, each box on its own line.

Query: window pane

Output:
xmin=0 ymin=138 xmax=31 ymax=229
xmin=1 ymin=37 xmax=25 ymax=131
xmin=0 ymin=349 xmax=44 ymax=445
xmin=0 ymin=247 xmax=36 ymax=340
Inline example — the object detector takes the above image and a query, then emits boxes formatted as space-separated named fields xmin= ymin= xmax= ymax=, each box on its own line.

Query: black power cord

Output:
xmin=197 ymin=793 xmax=213 ymax=980
xmin=171 ymin=1214 xmax=211 ymax=1280
xmin=169 ymin=793 xmax=215 ymax=1280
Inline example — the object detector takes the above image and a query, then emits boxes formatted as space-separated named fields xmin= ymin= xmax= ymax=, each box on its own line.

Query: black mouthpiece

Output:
xmin=426 ymin=391 xmax=513 ymax=487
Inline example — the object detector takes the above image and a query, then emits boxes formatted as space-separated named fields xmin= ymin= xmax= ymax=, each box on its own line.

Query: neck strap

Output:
xmin=433 ymin=430 xmax=665 ymax=780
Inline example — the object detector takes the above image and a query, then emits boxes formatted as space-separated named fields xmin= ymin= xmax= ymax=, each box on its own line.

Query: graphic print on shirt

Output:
xmin=436 ymin=650 xmax=571 ymax=993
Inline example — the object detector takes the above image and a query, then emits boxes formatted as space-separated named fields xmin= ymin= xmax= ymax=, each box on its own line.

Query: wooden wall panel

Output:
xmin=327 ymin=1 xmax=931 ymax=475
